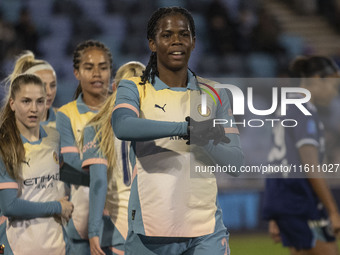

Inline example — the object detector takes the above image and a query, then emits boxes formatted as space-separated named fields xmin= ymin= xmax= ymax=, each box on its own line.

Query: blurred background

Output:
xmin=1 ymin=0 xmax=340 ymax=253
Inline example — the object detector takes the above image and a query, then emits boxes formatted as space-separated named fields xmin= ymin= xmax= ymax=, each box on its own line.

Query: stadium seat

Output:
xmin=157 ymin=0 xmax=184 ymax=8
xmin=279 ymin=34 xmax=305 ymax=59
xmin=79 ymin=0 xmax=105 ymax=17
xmin=1 ymin=0 xmax=22 ymax=23
xmin=247 ymin=53 xmax=278 ymax=77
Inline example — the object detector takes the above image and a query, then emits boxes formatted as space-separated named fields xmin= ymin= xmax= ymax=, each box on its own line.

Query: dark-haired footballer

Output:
xmin=56 ymin=40 xmax=114 ymax=255
xmin=112 ymin=6 xmax=244 ymax=255
xmin=263 ymin=56 xmax=340 ymax=255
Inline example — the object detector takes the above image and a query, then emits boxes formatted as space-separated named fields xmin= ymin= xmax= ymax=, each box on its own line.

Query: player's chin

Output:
xmin=167 ymin=62 xmax=189 ymax=72
xmin=167 ymin=57 xmax=189 ymax=67
xmin=25 ymin=122 xmax=40 ymax=129
xmin=91 ymin=87 xmax=108 ymax=96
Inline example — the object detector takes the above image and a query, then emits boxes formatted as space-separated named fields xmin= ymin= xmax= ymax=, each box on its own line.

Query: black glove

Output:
xmin=184 ymin=116 xmax=230 ymax=146
xmin=60 ymin=162 xmax=90 ymax=186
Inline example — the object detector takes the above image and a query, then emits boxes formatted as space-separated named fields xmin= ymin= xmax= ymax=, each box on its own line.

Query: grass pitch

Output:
xmin=230 ymin=233 xmax=340 ymax=255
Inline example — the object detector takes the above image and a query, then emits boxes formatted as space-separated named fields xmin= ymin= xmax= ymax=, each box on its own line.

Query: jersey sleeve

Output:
xmin=112 ymin=80 xmax=188 ymax=141
xmin=81 ymin=126 xmax=109 ymax=238
xmin=56 ymin=111 xmax=83 ymax=171
xmin=289 ymin=106 xmax=319 ymax=148
xmin=88 ymin=164 xmax=107 ymax=239
xmin=114 ymin=79 xmax=141 ymax=111
xmin=82 ymin=126 xmax=108 ymax=171
xmin=57 ymin=110 xmax=89 ymax=185
xmin=0 ymin=159 xmax=18 ymax=190
xmin=203 ymin=88 xmax=244 ymax=175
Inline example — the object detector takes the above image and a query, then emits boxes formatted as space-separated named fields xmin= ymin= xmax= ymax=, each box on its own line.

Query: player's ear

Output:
xmin=191 ymin=36 xmax=196 ymax=51
xmin=73 ymin=69 xmax=80 ymax=81
xmin=9 ymin=97 xmax=15 ymax=111
xmin=149 ymin=39 xmax=156 ymax=53
xmin=112 ymin=81 xmax=117 ymax=92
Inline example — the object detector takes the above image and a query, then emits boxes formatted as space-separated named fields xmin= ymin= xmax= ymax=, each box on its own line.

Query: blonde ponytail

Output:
xmin=6 ymin=51 xmax=50 ymax=86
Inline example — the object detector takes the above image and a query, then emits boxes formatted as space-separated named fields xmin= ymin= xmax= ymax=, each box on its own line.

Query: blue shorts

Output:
xmin=125 ymin=229 xmax=229 ymax=255
xmin=276 ymin=216 xmax=335 ymax=250
xmin=124 ymin=207 xmax=230 ymax=255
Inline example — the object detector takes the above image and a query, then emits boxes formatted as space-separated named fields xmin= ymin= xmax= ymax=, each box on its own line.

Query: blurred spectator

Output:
xmin=252 ymin=9 xmax=285 ymax=54
xmin=14 ymin=8 xmax=40 ymax=55
xmin=53 ymin=0 xmax=103 ymax=56
xmin=318 ymin=0 xmax=340 ymax=32
xmin=205 ymin=0 xmax=237 ymax=55
xmin=52 ymin=0 xmax=83 ymax=17
xmin=317 ymin=0 xmax=334 ymax=16
xmin=0 ymin=13 xmax=17 ymax=78
xmin=234 ymin=7 xmax=257 ymax=53
xmin=120 ymin=1 xmax=153 ymax=57
xmin=66 ymin=19 xmax=103 ymax=56
xmin=293 ymin=0 xmax=318 ymax=15
xmin=105 ymin=0 xmax=126 ymax=13
xmin=285 ymin=0 xmax=340 ymax=31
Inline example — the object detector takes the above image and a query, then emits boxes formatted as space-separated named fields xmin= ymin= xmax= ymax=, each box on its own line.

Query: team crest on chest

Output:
xmin=53 ymin=151 xmax=59 ymax=164
xmin=197 ymin=104 xmax=211 ymax=117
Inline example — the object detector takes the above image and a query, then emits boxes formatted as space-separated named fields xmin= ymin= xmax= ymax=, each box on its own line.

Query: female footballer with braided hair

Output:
xmin=80 ymin=61 xmax=145 ymax=255
xmin=56 ymin=39 xmax=113 ymax=254
xmin=0 ymin=73 xmax=73 ymax=254
xmin=112 ymin=6 xmax=244 ymax=255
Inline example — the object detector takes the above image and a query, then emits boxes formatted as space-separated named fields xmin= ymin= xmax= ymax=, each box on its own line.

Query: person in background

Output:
xmin=14 ymin=8 xmax=40 ymax=55
xmin=56 ymin=39 xmax=113 ymax=255
xmin=0 ymin=73 xmax=73 ymax=254
xmin=263 ymin=56 xmax=340 ymax=255
xmin=81 ymin=61 xmax=145 ymax=255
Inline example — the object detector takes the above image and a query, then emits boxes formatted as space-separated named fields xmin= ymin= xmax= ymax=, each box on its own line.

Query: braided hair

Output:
xmin=73 ymin=40 xmax=113 ymax=99
xmin=140 ymin=7 xmax=196 ymax=85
